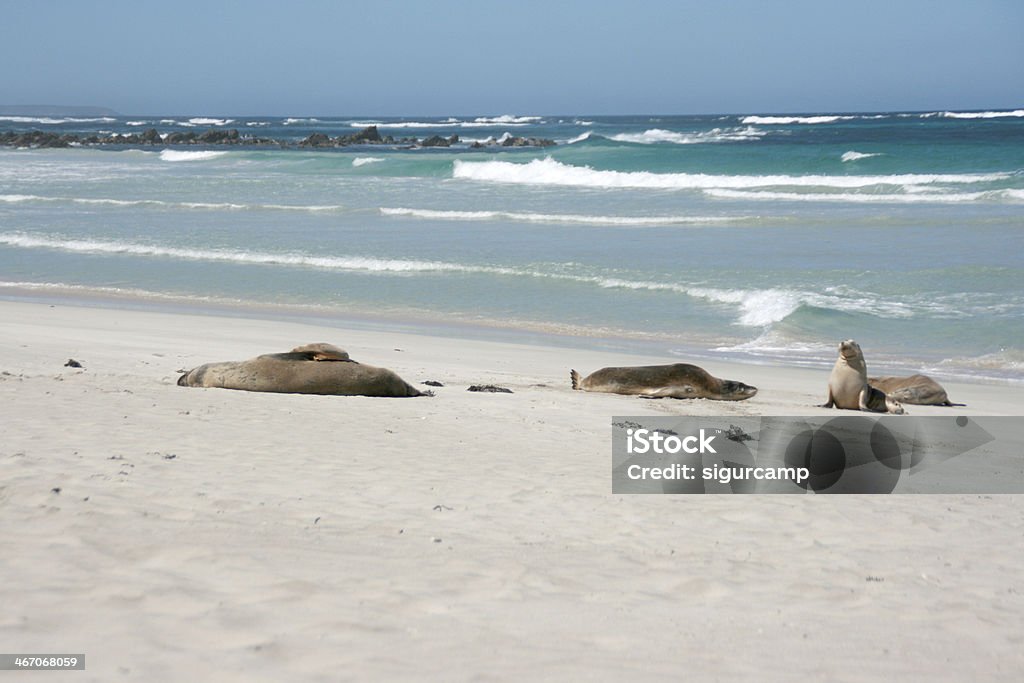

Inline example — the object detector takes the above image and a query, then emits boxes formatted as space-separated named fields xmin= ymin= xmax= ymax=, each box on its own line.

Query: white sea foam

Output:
xmin=704 ymin=188 xmax=1023 ymax=203
xmin=159 ymin=150 xmax=228 ymax=162
xmin=188 ymin=117 xmax=234 ymax=126
xmin=684 ymin=288 xmax=804 ymax=326
xmin=349 ymin=117 xmax=536 ymax=129
xmin=686 ymin=286 xmax=923 ymax=326
xmin=452 ymin=157 xmax=1010 ymax=191
xmin=0 ymin=116 xmax=116 ymax=124
xmin=380 ymin=207 xmax=739 ymax=225
xmin=126 ymin=120 xmax=151 ymax=126
xmin=936 ymin=349 xmax=1024 ymax=371
xmin=841 ymin=151 xmax=881 ymax=162
xmin=0 ymin=233 xmax=523 ymax=276
xmin=0 ymin=194 xmax=345 ymax=212
xmin=0 ymin=232 xmax=966 ymax=330
xmin=284 ymin=117 xmax=321 ymax=125
xmin=741 ymin=115 xmax=856 ymax=125
xmin=566 ymin=132 xmax=594 ymax=144
xmin=608 ymin=127 xmax=765 ymax=144
xmin=473 ymin=115 xmax=542 ymax=124
xmin=0 ymin=279 xmax=233 ymax=302
xmin=713 ymin=329 xmax=835 ymax=356
xmin=941 ymin=109 xmax=1024 ymax=119
xmin=352 ymin=157 xmax=385 ymax=167
xmin=349 ymin=120 xmax=443 ymax=129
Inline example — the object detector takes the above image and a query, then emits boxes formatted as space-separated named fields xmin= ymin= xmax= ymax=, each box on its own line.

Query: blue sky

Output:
xmin=2 ymin=0 xmax=1021 ymax=116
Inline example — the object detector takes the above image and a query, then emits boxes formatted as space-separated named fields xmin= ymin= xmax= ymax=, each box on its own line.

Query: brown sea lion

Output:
xmin=868 ymin=374 xmax=962 ymax=406
xmin=820 ymin=340 xmax=904 ymax=414
xmin=570 ymin=363 xmax=757 ymax=400
xmin=177 ymin=343 xmax=425 ymax=397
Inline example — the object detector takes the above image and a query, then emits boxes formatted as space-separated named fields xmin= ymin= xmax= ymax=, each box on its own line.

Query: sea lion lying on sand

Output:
xmin=821 ymin=340 xmax=904 ymax=414
xmin=868 ymin=374 xmax=962 ymax=406
xmin=571 ymin=363 xmax=757 ymax=400
xmin=177 ymin=343 xmax=426 ymax=397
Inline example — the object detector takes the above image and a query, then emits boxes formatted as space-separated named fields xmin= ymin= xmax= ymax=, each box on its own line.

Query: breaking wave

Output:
xmin=159 ymin=150 xmax=228 ymax=162
xmin=741 ymin=115 xmax=857 ymax=125
xmin=841 ymin=151 xmax=881 ymax=162
xmin=0 ymin=116 xmax=117 ymax=125
xmin=607 ymin=127 xmax=766 ymax=144
xmin=379 ymin=207 xmax=740 ymax=225
xmin=1 ymin=233 xmax=966 ymax=329
xmin=704 ymin=188 xmax=1024 ymax=203
xmin=452 ymin=157 xmax=1010 ymax=191
xmin=0 ymin=194 xmax=345 ymax=212
xmin=349 ymin=115 xmax=541 ymax=129
xmin=940 ymin=110 xmax=1024 ymax=119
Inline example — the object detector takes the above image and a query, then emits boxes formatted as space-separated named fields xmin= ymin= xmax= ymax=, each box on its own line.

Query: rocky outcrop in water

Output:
xmin=1 ymin=125 xmax=555 ymax=150
xmin=470 ymin=135 xmax=557 ymax=148
xmin=299 ymin=125 xmax=403 ymax=147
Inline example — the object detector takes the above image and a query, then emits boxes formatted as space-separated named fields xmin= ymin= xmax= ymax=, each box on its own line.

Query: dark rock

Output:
xmin=349 ymin=125 xmax=382 ymax=143
xmin=164 ymin=131 xmax=195 ymax=144
xmin=64 ymin=359 xmax=83 ymax=368
xmin=423 ymin=380 xmax=444 ymax=387
xmin=194 ymin=128 xmax=240 ymax=144
xmin=500 ymin=136 xmax=556 ymax=147
xmin=420 ymin=135 xmax=450 ymax=147
xmin=141 ymin=128 xmax=161 ymax=144
xmin=299 ymin=132 xmax=332 ymax=147
xmin=8 ymin=131 xmax=70 ymax=148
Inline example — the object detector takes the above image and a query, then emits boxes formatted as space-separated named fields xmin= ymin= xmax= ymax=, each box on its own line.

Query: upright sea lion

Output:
xmin=177 ymin=343 xmax=425 ymax=397
xmin=821 ymin=340 xmax=904 ymax=414
xmin=570 ymin=363 xmax=757 ymax=401
xmin=868 ymin=374 xmax=962 ymax=406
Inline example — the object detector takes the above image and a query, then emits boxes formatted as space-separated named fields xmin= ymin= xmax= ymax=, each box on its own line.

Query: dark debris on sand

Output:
xmin=467 ymin=385 xmax=513 ymax=393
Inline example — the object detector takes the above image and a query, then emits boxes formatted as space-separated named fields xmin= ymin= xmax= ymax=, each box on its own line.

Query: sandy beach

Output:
xmin=1 ymin=298 xmax=1022 ymax=681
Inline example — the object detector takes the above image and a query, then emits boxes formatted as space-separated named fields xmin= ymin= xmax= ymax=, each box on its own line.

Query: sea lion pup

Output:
xmin=570 ymin=363 xmax=757 ymax=401
xmin=868 ymin=374 xmax=962 ymax=406
xmin=820 ymin=340 xmax=904 ymax=414
xmin=177 ymin=343 xmax=425 ymax=397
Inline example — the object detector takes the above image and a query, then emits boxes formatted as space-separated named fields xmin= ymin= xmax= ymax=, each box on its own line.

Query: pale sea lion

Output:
xmin=821 ymin=340 xmax=905 ymax=414
xmin=177 ymin=344 xmax=425 ymax=397
xmin=570 ymin=363 xmax=758 ymax=401
xmin=868 ymin=374 xmax=962 ymax=406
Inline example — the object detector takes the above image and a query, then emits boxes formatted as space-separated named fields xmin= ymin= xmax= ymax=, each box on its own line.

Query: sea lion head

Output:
xmin=838 ymin=339 xmax=863 ymax=361
xmin=718 ymin=380 xmax=758 ymax=400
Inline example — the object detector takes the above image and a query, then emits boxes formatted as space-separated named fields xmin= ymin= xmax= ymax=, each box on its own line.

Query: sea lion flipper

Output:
xmin=570 ymin=369 xmax=581 ymax=390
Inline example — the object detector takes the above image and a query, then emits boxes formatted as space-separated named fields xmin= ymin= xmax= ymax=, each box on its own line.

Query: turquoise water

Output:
xmin=1 ymin=111 xmax=1022 ymax=381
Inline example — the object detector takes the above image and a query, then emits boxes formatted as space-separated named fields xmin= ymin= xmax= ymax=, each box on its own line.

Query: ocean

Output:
xmin=1 ymin=111 xmax=1022 ymax=382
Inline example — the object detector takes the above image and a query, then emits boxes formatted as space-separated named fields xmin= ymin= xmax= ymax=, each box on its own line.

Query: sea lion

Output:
xmin=177 ymin=343 xmax=425 ymax=397
xmin=821 ymin=340 xmax=904 ymax=414
xmin=570 ymin=363 xmax=757 ymax=401
xmin=868 ymin=374 xmax=962 ymax=406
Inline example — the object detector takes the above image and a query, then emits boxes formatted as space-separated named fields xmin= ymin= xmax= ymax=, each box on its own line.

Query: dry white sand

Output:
xmin=1 ymin=299 xmax=1022 ymax=681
